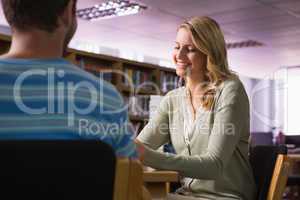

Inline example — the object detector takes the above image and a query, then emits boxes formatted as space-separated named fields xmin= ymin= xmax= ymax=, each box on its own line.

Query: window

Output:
xmin=277 ymin=67 xmax=300 ymax=135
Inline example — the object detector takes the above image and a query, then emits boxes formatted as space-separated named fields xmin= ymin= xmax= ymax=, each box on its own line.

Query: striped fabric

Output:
xmin=0 ymin=58 xmax=137 ymax=158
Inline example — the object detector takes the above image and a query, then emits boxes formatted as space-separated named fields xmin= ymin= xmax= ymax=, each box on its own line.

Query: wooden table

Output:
xmin=142 ymin=155 xmax=300 ymax=199
xmin=288 ymin=154 xmax=300 ymax=162
xmin=286 ymin=154 xmax=300 ymax=199
xmin=143 ymin=170 xmax=179 ymax=199
xmin=287 ymin=154 xmax=300 ymax=175
xmin=287 ymin=154 xmax=300 ymax=178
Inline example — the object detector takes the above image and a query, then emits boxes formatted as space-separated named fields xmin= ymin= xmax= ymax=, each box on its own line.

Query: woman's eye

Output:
xmin=188 ymin=48 xmax=196 ymax=52
xmin=174 ymin=46 xmax=180 ymax=50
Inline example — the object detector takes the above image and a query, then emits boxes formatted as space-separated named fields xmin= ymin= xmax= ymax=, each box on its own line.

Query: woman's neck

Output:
xmin=185 ymin=77 xmax=205 ymax=98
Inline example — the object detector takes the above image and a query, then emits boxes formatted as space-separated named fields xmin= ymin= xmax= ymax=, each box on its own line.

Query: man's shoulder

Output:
xmin=65 ymin=63 xmax=121 ymax=94
xmin=0 ymin=58 xmax=124 ymax=108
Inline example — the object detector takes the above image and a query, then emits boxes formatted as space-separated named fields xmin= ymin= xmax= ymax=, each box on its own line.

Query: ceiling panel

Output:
xmin=75 ymin=24 xmax=143 ymax=45
xmin=0 ymin=0 xmax=299 ymax=78
xmin=222 ymin=14 xmax=300 ymax=33
xmin=264 ymin=35 xmax=300 ymax=46
xmin=211 ymin=4 xmax=285 ymax=24
xmin=141 ymin=0 xmax=260 ymax=18
xmin=246 ymin=24 xmax=300 ymax=39
xmin=95 ymin=8 xmax=182 ymax=34
xmin=76 ymin=0 xmax=106 ymax=9
xmin=271 ymin=0 xmax=300 ymax=13
xmin=0 ymin=3 xmax=7 ymax=25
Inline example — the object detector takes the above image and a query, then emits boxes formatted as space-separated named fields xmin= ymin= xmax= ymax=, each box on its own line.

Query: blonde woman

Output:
xmin=136 ymin=16 xmax=256 ymax=200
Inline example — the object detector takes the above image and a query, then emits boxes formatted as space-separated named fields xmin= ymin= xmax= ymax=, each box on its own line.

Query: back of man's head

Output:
xmin=1 ymin=0 xmax=76 ymax=33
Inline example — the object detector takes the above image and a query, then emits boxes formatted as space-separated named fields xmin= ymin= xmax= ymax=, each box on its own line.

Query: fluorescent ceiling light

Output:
xmin=76 ymin=0 xmax=147 ymax=20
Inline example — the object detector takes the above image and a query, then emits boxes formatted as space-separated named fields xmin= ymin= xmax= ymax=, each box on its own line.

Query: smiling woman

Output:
xmin=173 ymin=28 xmax=207 ymax=79
xmin=136 ymin=16 xmax=257 ymax=200
xmin=173 ymin=17 xmax=235 ymax=111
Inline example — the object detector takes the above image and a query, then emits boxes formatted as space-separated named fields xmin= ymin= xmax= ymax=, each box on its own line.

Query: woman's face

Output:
xmin=172 ymin=28 xmax=207 ymax=80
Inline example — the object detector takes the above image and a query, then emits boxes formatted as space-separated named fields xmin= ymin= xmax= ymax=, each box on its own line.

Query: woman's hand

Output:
xmin=134 ymin=139 xmax=145 ymax=163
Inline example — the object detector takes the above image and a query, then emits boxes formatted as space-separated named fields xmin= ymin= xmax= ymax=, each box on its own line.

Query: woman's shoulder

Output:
xmin=218 ymin=76 xmax=245 ymax=95
xmin=215 ymin=76 xmax=249 ymax=106
xmin=158 ymin=87 xmax=185 ymax=108
xmin=164 ymin=87 xmax=185 ymax=98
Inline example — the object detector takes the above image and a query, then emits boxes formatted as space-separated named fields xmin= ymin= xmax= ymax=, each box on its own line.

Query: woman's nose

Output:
xmin=176 ymin=48 xmax=186 ymax=60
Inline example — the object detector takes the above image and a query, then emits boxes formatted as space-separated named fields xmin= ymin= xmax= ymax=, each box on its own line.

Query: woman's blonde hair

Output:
xmin=179 ymin=16 xmax=236 ymax=110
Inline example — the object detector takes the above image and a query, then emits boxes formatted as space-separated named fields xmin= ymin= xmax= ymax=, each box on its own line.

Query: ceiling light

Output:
xmin=76 ymin=0 xmax=147 ymax=21
xmin=226 ymin=40 xmax=264 ymax=49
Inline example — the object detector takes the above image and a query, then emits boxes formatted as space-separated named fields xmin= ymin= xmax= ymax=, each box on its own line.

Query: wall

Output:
xmin=240 ymin=75 xmax=278 ymax=133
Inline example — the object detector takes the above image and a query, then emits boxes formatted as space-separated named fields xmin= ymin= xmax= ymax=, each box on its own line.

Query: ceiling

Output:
xmin=0 ymin=0 xmax=300 ymax=78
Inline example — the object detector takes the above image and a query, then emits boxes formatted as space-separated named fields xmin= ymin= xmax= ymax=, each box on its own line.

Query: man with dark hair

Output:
xmin=1 ymin=0 xmax=77 ymax=58
xmin=0 ymin=0 xmax=137 ymax=157
xmin=1 ymin=0 xmax=76 ymax=32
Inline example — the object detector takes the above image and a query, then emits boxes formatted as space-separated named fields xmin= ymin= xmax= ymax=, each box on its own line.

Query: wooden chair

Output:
xmin=285 ymin=136 xmax=300 ymax=197
xmin=0 ymin=140 xmax=149 ymax=200
xmin=114 ymin=158 xmax=151 ymax=200
xmin=250 ymin=145 xmax=292 ymax=200
xmin=0 ymin=140 xmax=117 ymax=199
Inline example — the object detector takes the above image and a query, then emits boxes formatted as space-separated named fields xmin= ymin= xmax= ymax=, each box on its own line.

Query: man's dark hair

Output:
xmin=1 ymin=0 xmax=77 ymax=32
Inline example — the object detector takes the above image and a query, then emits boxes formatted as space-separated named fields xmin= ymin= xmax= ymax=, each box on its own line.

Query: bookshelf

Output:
xmin=160 ymin=70 xmax=180 ymax=94
xmin=0 ymin=33 xmax=177 ymax=135
xmin=0 ymin=34 xmax=11 ymax=55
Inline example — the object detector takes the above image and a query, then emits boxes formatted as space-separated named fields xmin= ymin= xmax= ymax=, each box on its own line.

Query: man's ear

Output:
xmin=72 ymin=0 xmax=77 ymax=16
xmin=60 ymin=0 xmax=75 ymax=27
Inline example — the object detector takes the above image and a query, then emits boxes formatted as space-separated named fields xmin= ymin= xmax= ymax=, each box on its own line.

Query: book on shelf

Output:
xmin=161 ymin=71 xmax=180 ymax=93
xmin=122 ymin=67 xmax=154 ymax=90
xmin=78 ymin=58 xmax=85 ymax=69
xmin=123 ymin=95 xmax=150 ymax=118
xmin=129 ymin=121 xmax=144 ymax=137
xmin=80 ymin=58 xmax=113 ymax=82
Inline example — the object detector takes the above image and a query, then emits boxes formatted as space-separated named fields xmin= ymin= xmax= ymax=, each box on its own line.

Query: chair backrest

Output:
xmin=0 ymin=140 xmax=116 ymax=200
xmin=285 ymin=135 xmax=300 ymax=147
xmin=250 ymin=132 xmax=273 ymax=146
xmin=114 ymin=158 xmax=146 ymax=200
xmin=249 ymin=145 xmax=291 ymax=200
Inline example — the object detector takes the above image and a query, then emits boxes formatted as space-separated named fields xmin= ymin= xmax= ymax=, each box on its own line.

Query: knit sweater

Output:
xmin=137 ymin=78 xmax=256 ymax=200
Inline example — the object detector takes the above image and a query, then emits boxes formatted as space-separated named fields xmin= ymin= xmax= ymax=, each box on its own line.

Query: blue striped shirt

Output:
xmin=0 ymin=58 xmax=137 ymax=158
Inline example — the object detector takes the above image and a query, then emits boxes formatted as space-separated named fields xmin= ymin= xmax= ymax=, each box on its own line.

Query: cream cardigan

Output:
xmin=137 ymin=78 xmax=256 ymax=200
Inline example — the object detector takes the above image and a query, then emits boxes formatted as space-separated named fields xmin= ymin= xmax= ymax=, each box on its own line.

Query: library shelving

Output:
xmin=0 ymin=34 xmax=10 ymax=55
xmin=0 ymin=33 xmax=177 ymax=135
